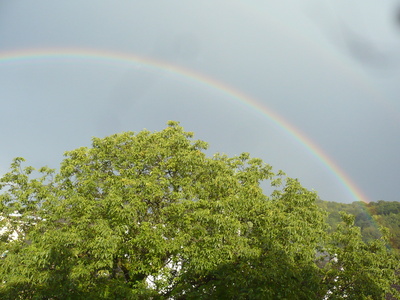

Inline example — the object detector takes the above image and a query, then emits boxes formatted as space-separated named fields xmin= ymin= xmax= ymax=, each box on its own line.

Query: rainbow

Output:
xmin=234 ymin=0 xmax=400 ymax=118
xmin=0 ymin=48 xmax=370 ymax=203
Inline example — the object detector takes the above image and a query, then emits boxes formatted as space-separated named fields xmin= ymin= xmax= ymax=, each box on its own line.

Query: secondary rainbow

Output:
xmin=0 ymin=48 xmax=370 ymax=203
xmin=234 ymin=0 xmax=400 ymax=120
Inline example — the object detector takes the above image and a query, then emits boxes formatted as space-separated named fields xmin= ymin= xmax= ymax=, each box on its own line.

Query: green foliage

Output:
xmin=317 ymin=199 xmax=400 ymax=252
xmin=0 ymin=122 xmax=398 ymax=299
xmin=322 ymin=212 xmax=399 ymax=299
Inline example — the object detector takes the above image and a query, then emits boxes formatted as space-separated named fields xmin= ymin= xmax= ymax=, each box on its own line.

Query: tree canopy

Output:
xmin=0 ymin=121 xmax=398 ymax=299
xmin=318 ymin=199 xmax=400 ymax=253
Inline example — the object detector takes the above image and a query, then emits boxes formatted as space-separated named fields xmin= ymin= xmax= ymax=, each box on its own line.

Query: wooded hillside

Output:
xmin=317 ymin=199 xmax=400 ymax=253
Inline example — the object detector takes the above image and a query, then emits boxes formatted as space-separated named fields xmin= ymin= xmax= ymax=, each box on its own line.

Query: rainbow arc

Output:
xmin=0 ymin=48 xmax=370 ymax=203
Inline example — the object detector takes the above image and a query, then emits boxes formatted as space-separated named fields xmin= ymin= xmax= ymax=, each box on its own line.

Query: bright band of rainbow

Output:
xmin=0 ymin=48 xmax=370 ymax=203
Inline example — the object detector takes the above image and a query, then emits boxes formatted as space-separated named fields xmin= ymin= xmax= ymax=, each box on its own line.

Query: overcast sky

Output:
xmin=1 ymin=0 xmax=399 ymax=203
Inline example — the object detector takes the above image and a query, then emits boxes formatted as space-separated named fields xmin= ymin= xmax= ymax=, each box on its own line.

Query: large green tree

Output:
xmin=0 ymin=121 xmax=398 ymax=299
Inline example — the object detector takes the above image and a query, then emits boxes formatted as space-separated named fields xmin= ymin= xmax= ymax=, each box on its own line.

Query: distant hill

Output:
xmin=317 ymin=199 xmax=400 ymax=252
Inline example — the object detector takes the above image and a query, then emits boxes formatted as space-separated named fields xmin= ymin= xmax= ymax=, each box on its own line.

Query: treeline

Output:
xmin=1 ymin=122 xmax=399 ymax=299
xmin=317 ymin=199 xmax=400 ymax=252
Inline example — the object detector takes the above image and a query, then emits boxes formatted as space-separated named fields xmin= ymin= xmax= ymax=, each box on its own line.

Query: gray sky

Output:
xmin=1 ymin=0 xmax=399 ymax=203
